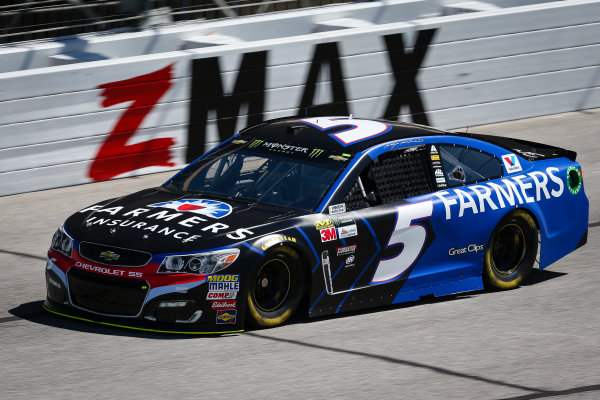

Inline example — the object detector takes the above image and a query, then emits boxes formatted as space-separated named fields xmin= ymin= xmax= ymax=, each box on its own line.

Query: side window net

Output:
xmin=344 ymin=181 xmax=365 ymax=210
xmin=370 ymin=146 xmax=431 ymax=203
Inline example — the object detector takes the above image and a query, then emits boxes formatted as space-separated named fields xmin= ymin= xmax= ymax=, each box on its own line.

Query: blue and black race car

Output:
xmin=44 ymin=117 xmax=588 ymax=333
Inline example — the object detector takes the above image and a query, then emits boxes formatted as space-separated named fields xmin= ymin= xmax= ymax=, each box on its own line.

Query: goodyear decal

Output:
xmin=261 ymin=235 xmax=297 ymax=251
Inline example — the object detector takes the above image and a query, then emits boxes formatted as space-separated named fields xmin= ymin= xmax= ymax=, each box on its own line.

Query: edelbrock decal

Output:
xmin=149 ymin=199 xmax=232 ymax=219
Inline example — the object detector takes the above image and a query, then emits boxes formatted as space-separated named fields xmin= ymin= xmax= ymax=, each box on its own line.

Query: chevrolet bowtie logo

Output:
xmin=99 ymin=251 xmax=120 ymax=261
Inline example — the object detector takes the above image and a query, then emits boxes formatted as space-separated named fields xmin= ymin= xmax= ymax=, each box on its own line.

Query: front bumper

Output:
xmin=44 ymin=257 xmax=244 ymax=334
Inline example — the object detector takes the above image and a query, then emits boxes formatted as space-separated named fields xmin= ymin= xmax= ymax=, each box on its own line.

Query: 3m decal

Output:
xmin=336 ymin=244 xmax=357 ymax=256
xmin=90 ymin=64 xmax=176 ymax=181
xmin=435 ymin=167 xmax=564 ymax=219
xmin=448 ymin=244 xmax=484 ymax=256
xmin=211 ymin=300 xmax=237 ymax=310
xmin=502 ymin=154 xmax=523 ymax=173
xmin=149 ymin=199 xmax=232 ymax=219
xmin=216 ymin=309 xmax=237 ymax=324
xmin=300 ymin=117 xmax=391 ymax=146
xmin=320 ymin=227 xmax=337 ymax=242
xmin=371 ymin=200 xmax=433 ymax=283
xmin=329 ymin=203 xmax=346 ymax=215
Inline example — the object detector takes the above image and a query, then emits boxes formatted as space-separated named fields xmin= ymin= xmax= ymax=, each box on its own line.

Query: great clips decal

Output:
xmin=89 ymin=64 xmax=176 ymax=181
xmin=148 ymin=199 xmax=232 ymax=219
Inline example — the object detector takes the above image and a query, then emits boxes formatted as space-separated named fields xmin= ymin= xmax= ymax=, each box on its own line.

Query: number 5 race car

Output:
xmin=44 ymin=117 xmax=588 ymax=334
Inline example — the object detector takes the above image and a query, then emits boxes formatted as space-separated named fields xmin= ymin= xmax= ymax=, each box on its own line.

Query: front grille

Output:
xmin=79 ymin=242 xmax=152 ymax=266
xmin=68 ymin=268 xmax=149 ymax=316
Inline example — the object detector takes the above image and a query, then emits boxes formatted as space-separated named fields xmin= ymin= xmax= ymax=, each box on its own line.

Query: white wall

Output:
xmin=0 ymin=0 xmax=599 ymax=196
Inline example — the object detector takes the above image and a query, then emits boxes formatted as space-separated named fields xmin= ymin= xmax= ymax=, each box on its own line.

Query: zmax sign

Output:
xmin=185 ymin=29 xmax=437 ymax=162
xmin=89 ymin=29 xmax=437 ymax=180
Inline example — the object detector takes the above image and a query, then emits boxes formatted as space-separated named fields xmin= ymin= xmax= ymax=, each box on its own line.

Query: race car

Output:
xmin=44 ymin=116 xmax=588 ymax=333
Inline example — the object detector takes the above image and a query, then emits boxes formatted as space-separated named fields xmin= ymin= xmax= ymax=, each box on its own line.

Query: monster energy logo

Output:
xmin=249 ymin=139 xmax=264 ymax=148
xmin=309 ymin=149 xmax=324 ymax=158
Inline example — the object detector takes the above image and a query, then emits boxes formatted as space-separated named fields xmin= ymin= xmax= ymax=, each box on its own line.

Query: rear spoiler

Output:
xmin=458 ymin=133 xmax=577 ymax=162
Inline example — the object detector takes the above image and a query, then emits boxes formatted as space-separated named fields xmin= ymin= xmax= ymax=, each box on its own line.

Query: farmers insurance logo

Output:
xmin=502 ymin=154 xmax=523 ymax=173
xmin=148 ymin=199 xmax=232 ymax=219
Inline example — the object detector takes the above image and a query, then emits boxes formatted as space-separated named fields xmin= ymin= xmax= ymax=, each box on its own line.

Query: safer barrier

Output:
xmin=0 ymin=0 xmax=599 ymax=196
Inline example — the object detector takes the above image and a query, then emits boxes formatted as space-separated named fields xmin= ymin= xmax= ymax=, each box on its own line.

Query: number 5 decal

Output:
xmin=299 ymin=117 xmax=391 ymax=146
xmin=371 ymin=200 xmax=433 ymax=283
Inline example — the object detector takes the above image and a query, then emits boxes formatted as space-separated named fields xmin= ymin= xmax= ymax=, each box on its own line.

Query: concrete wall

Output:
xmin=1 ymin=0 xmax=599 ymax=196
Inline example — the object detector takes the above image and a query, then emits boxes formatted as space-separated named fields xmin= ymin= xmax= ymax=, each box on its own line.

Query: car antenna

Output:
xmin=349 ymin=114 xmax=353 ymax=119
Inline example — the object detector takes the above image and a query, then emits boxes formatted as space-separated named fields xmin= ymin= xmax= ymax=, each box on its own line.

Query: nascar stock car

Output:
xmin=44 ymin=116 xmax=588 ymax=334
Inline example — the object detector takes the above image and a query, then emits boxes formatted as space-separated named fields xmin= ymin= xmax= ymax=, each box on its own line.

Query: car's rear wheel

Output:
xmin=483 ymin=210 xmax=538 ymax=290
xmin=246 ymin=247 xmax=305 ymax=328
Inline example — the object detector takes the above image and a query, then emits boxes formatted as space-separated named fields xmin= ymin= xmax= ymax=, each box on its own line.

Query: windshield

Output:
xmin=165 ymin=139 xmax=350 ymax=211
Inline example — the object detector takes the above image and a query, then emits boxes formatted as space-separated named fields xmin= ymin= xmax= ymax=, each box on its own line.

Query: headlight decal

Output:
xmin=158 ymin=248 xmax=240 ymax=275
xmin=51 ymin=225 xmax=74 ymax=258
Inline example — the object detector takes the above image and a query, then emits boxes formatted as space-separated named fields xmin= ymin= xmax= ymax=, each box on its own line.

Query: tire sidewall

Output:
xmin=246 ymin=246 xmax=305 ymax=328
xmin=483 ymin=210 xmax=538 ymax=290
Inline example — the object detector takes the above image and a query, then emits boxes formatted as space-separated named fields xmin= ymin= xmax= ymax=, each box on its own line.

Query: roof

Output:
xmin=238 ymin=117 xmax=448 ymax=153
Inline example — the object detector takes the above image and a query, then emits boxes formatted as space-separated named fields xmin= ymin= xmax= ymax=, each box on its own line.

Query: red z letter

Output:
xmin=89 ymin=63 xmax=176 ymax=181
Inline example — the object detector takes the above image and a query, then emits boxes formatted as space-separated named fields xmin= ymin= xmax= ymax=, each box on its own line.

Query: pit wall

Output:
xmin=1 ymin=0 xmax=598 ymax=196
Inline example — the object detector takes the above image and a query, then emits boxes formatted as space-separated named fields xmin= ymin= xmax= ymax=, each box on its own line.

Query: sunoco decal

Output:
xmin=216 ymin=310 xmax=237 ymax=324
xmin=149 ymin=199 xmax=232 ymax=219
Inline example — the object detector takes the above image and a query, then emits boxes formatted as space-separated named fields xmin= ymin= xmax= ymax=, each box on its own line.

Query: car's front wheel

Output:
xmin=246 ymin=247 xmax=305 ymax=328
xmin=483 ymin=210 xmax=538 ymax=290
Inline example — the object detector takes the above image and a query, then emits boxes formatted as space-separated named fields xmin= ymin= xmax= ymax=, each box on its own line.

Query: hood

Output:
xmin=65 ymin=187 xmax=303 ymax=254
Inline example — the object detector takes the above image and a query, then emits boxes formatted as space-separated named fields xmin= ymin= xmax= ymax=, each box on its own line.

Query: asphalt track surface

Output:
xmin=1 ymin=110 xmax=599 ymax=399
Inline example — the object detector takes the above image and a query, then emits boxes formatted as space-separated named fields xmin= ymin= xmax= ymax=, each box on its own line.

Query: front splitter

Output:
xmin=43 ymin=301 xmax=244 ymax=335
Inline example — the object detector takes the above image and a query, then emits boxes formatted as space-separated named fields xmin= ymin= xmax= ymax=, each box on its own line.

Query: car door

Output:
xmin=320 ymin=144 xmax=436 ymax=296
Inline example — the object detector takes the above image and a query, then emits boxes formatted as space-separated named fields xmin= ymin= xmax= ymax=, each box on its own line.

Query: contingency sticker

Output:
xmin=216 ymin=309 xmax=237 ymax=324
xmin=501 ymin=154 xmax=522 ymax=173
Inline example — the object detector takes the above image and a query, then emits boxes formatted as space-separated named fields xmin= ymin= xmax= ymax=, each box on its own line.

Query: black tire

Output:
xmin=483 ymin=210 xmax=538 ymax=290
xmin=246 ymin=247 xmax=305 ymax=328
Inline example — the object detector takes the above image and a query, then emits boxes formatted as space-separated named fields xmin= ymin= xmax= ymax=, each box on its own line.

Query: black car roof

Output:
xmin=238 ymin=117 xmax=448 ymax=153
xmin=238 ymin=116 xmax=576 ymax=162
